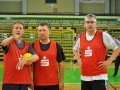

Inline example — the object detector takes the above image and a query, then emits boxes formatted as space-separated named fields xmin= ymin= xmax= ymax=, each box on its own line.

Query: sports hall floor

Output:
xmin=0 ymin=61 xmax=120 ymax=90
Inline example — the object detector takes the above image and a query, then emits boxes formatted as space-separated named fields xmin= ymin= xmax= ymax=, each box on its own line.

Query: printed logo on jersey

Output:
xmin=85 ymin=46 xmax=92 ymax=57
xmin=41 ymin=56 xmax=49 ymax=66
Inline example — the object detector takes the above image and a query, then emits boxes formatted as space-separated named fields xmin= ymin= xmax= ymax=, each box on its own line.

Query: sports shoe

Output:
xmin=112 ymin=74 xmax=117 ymax=77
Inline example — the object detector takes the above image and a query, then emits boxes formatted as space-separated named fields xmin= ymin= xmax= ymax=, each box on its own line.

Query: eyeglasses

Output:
xmin=85 ymin=21 xmax=96 ymax=24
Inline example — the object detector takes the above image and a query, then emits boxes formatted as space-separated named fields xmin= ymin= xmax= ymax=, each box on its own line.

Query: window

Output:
xmin=45 ymin=0 xmax=57 ymax=4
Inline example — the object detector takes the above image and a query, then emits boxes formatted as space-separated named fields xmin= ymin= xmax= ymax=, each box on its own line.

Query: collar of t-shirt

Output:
xmin=40 ymin=42 xmax=50 ymax=51
xmin=14 ymin=39 xmax=24 ymax=49
xmin=86 ymin=32 xmax=95 ymax=41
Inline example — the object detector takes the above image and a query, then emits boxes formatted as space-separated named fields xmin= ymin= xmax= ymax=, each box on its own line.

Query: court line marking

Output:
xmin=109 ymin=83 xmax=117 ymax=90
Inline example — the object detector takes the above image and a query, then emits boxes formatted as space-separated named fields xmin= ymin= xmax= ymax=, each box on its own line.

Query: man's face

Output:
xmin=12 ymin=23 xmax=24 ymax=37
xmin=37 ymin=25 xmax=50 ymax=40
xmin=84 ymin=17 xmax=97 ymax=31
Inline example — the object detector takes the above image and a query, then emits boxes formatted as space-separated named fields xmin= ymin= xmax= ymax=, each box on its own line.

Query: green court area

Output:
xmin=0 ymin=67 xmax=120 ymax=84
xmin=64 ymin=68 xmax=120 ymax=84
xmin=0 ymin=67 xmax=3 ymax=82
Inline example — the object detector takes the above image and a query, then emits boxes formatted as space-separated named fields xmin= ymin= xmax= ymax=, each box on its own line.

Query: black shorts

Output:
xmin=81 ymin=80 xmax=108 ymax=90
xmin=2 ymin=84 xmax=29 ymax=90
xmin=34 ymin=84 xmax=59 ymax=90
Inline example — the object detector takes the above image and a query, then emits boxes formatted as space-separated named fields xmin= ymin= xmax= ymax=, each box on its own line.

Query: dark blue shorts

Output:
xmin=81 ymin=80 xmax=108 ymax=90
xmin=34 ymin=84 xmax=59 ymax=90
xmin=2 ymin=84 xmax=29 ymax=90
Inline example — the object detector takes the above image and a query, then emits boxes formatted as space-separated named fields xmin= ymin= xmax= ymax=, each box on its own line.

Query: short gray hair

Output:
xmin=86 ymin=14 xmax=96 ymax=19
xmin=85 ymin=14 xmax=97 ymax=22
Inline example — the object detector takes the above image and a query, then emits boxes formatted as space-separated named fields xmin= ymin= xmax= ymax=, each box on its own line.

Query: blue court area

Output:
xmin=0 ymin=65 xmax=120 ymax=84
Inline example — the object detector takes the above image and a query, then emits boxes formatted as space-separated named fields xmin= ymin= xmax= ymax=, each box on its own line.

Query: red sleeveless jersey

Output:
xmin=33 ymin=40 xmax=59 ymax=86
xmin=3 ymin=40 xmax=32 ymax=84
xmin=80 ymin=30 xmax=107 ymax=76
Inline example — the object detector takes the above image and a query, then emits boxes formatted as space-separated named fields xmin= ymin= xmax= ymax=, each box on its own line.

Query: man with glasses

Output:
xmin=73 ymin=14 xmax=120 ymax=90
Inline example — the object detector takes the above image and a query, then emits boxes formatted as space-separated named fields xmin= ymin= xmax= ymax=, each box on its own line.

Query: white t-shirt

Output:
xmin=73 ymin=31 xmax=120 ymax=81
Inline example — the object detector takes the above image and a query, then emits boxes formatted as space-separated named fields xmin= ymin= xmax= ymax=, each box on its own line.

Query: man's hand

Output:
xmin=59 ymin=81 xmax=64 ymax=90
xmin=28 ymin=83 xmax=34 ymax=90
xmin=98 ymin=60 xmax=112 ymax=70
xmin=14 ymin=35 xmax=21 ymax=43
xmin=77 ymin=58 xmax=82 ymax=67
xmin=16 ymin=56 xmax=27 ymax=70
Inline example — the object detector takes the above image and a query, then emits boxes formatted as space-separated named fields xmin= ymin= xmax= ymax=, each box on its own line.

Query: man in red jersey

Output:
xmin=1 ymin=21 xmax=39 ymax=90
xmin=33 ymin=23 xmax=65 ymax=90
xmin=73 ymin=14 xmax=120 ymax=90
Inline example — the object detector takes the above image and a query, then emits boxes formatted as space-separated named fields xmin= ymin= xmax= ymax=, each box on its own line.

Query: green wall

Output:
xmin=0 ymin=1 xmax=22 ymax=13
xmin=27 ymin=0 xmax=74 ymax=14
xmin=111 ymin=0 xmax=115 ymax=14
xmin=80 ymin=2 xmax=105 ymax=14
xmin=0 ymin=0 xmax=119 ymax=15
xmin=116 ymin=0 xmax=120 ymax=14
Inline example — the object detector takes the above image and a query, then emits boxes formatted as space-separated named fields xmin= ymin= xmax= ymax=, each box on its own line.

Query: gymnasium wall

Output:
xmin=80 ymin=2 xmax=105 ymax=14
xmin=0 ymin=1 xmax=21 ymax=13
xmin=116 ymin=0 xmax=120 ymax=13
xmin=0 ymin=0 xmax=119 ymax=15
xmin=111 ymin=0 xmax=116 ymax=14
xmin=28 ymin=0 xmax=75 ymax=14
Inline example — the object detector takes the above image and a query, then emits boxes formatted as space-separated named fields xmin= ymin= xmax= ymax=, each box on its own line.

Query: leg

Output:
xmin=2 ymin=84 xmax=19 ymax=90
xmin=113 ymin=56 xmax=120 ymax=76
xmin=92 ymin=80 xmax=108 ymax=90
xmin=20 ymin=84 xmax=29 ymax=90
xmin=34 ymin=86 xmax=46 ymax=90
xmin=81 ymin=80 xmax=92 ymax=90
xmin=47 ymin=84 xmax=59 ymax=90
